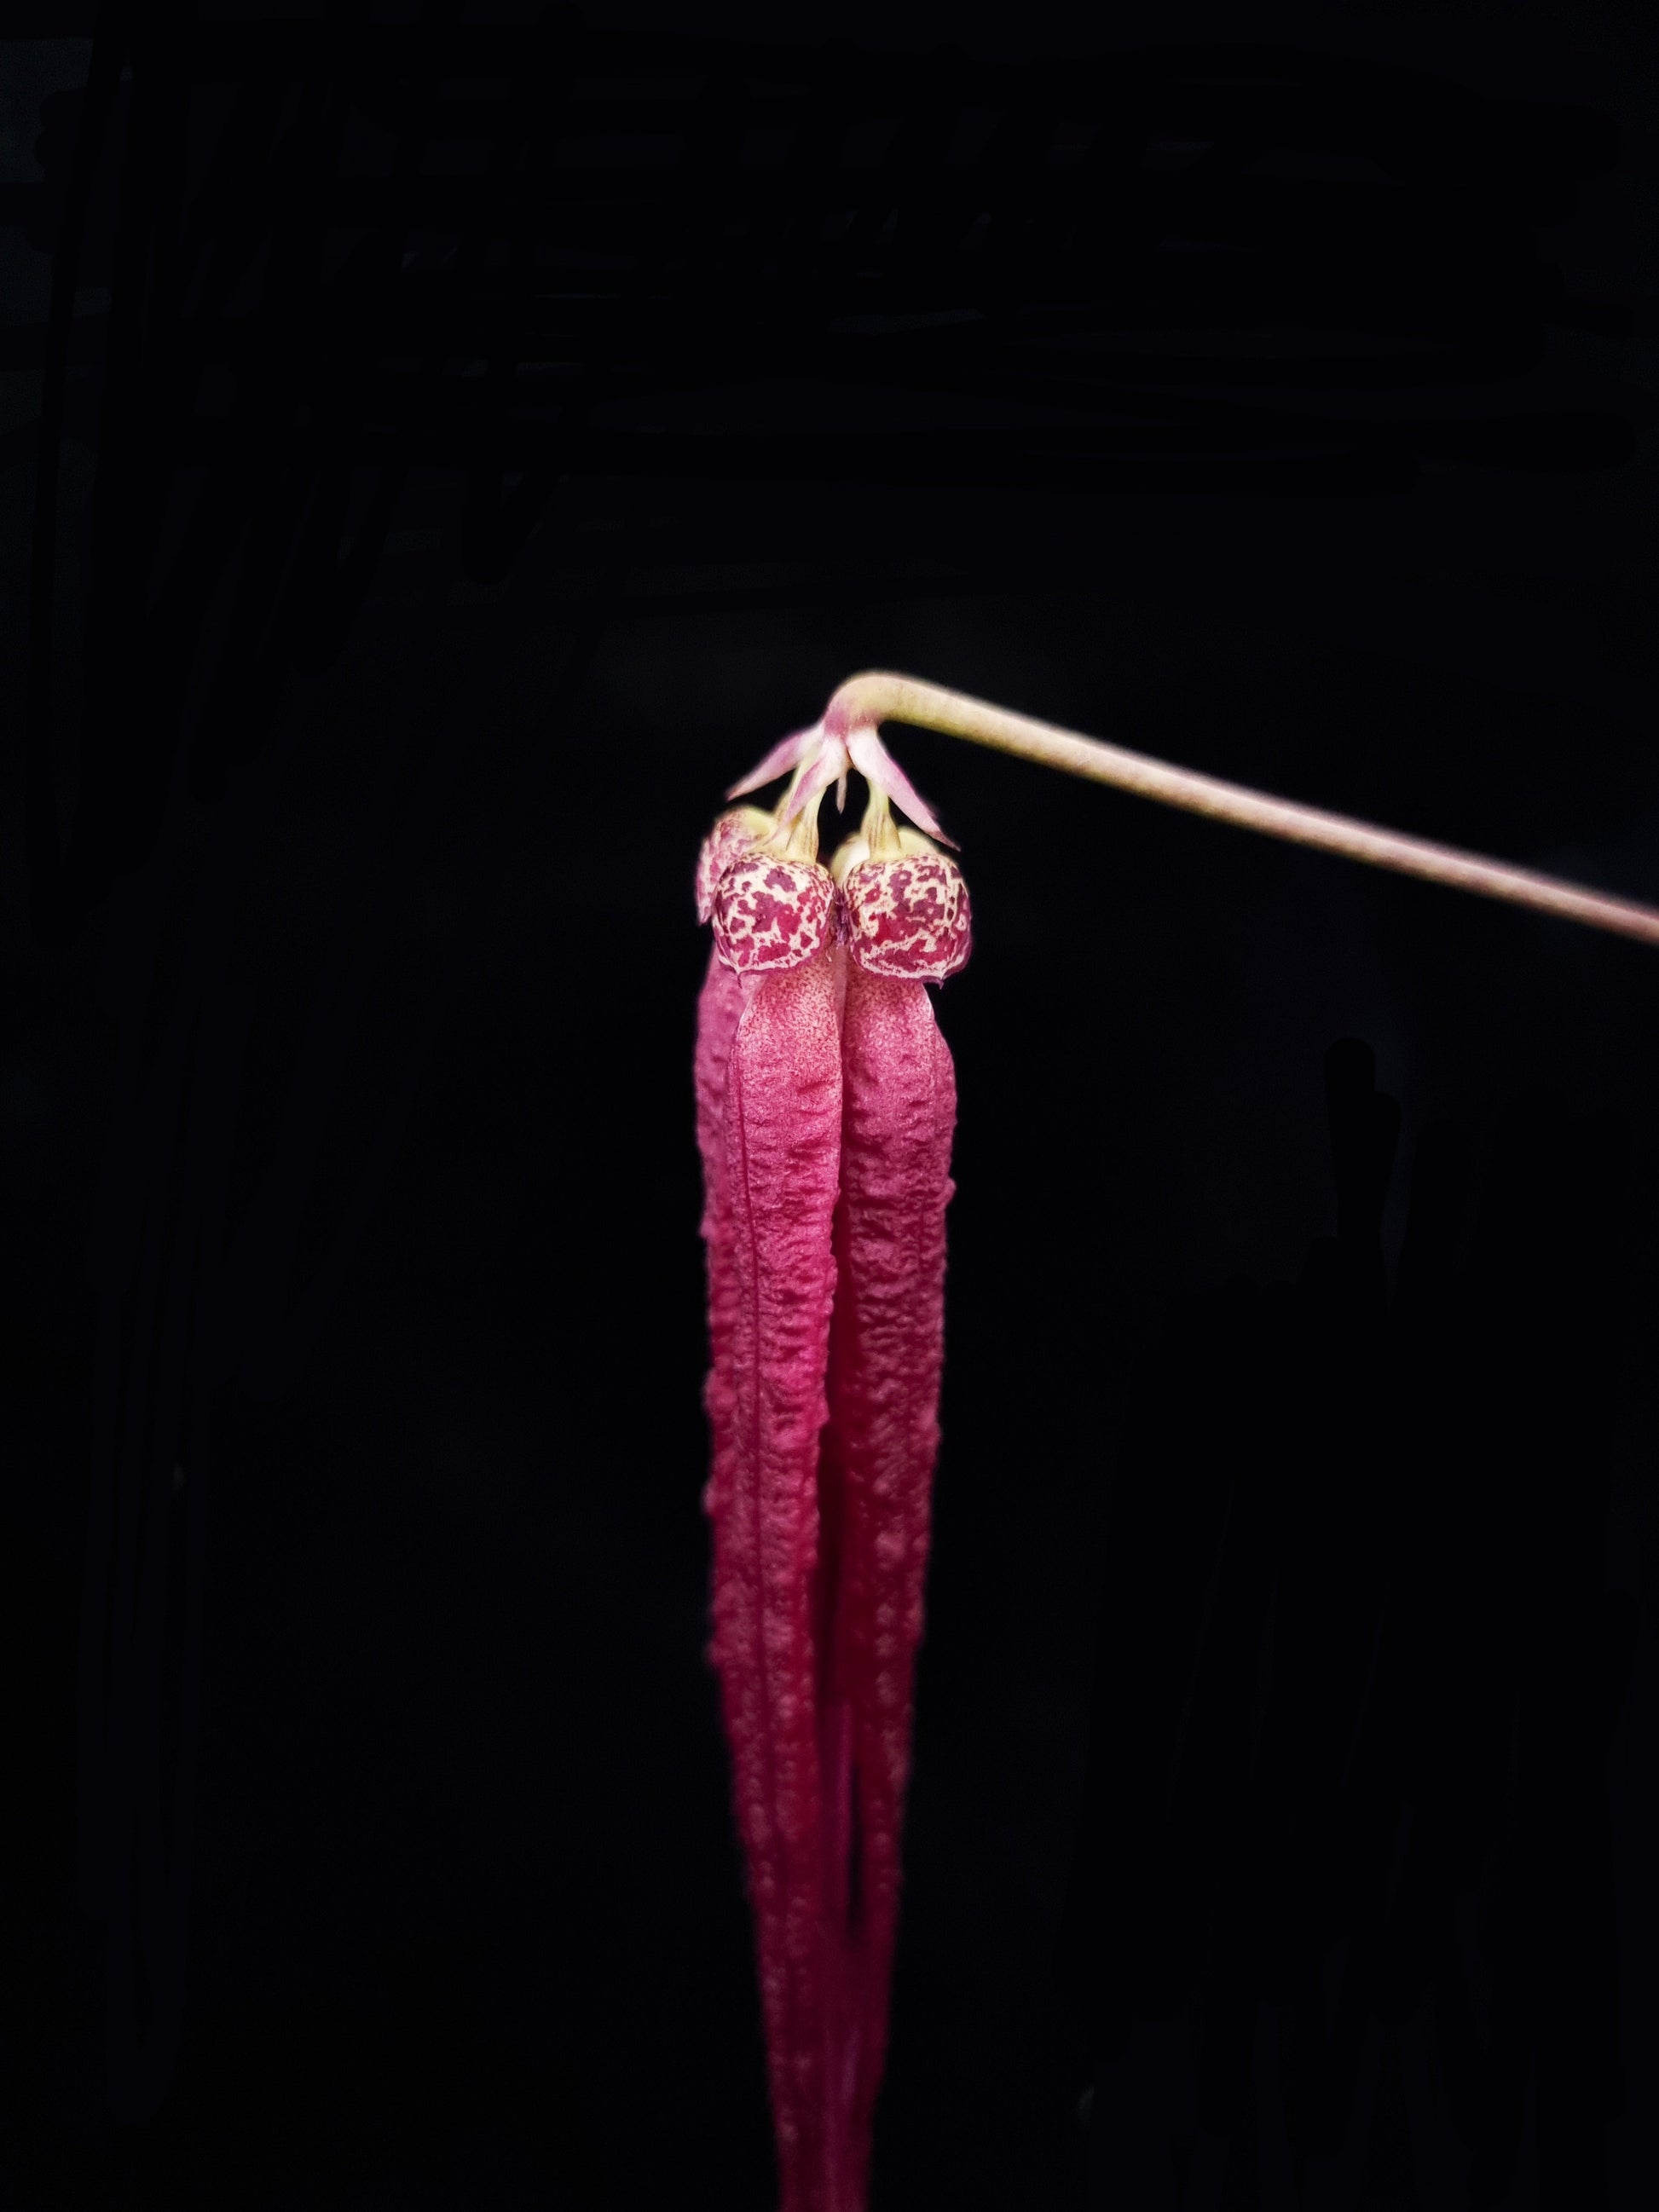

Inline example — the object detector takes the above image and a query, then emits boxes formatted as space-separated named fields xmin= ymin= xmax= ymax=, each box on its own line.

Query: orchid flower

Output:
xmin=692 ymin=671 xmax=1659 ymax=2212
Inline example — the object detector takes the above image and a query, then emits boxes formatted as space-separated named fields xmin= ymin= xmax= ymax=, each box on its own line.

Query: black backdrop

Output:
xmin=1 ymin=2 xmax=1656 ymax=2208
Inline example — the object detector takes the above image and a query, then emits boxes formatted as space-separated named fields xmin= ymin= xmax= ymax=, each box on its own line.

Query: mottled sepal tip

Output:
xmin=841 ymin=844 xmax=971 ymax=980
xmin=696 ymin=806 xmax=774 ymax=923
xmin=712 ymin=854 xmax=841 ymax=973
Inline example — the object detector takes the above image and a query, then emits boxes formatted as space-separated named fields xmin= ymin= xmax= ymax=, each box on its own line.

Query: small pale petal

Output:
xmin=844 ymin=726 xmax=956 ymax=846
xmin=726 ymin=722 xmax=826 ymax=800
xmin=778 ymin=733 xmax=852 ymax=824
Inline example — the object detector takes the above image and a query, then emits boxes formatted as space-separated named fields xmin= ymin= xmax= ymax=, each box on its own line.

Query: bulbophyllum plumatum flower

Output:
xmin=695 ymin=713 xmax=965 ymax=2212
xmin=693 ymin=668 xmax=1659 ymax=2212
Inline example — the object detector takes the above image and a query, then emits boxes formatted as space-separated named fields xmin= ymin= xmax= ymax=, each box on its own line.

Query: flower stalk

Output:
xmin=824 ymin=669 xmax=1659 ymax=947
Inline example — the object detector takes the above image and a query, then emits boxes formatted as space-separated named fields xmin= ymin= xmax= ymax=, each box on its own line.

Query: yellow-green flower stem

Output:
xmin=823 ymin=670 xmax=1659 ymax=950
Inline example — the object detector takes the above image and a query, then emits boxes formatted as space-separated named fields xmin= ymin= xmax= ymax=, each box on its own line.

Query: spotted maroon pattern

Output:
xmin=696 ymin=810 xmax=769 ymax=923
xmin=713 ymin=854 xmax=840 ymax=973
xmin=842 ymin=852 xmax=972 ymax=980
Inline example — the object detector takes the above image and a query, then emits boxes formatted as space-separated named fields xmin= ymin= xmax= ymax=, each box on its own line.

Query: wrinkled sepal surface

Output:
xmin=713 ymin=855 xmax=841 ymax=973
xmin=841 ymin=851 xmax=972 ymax=980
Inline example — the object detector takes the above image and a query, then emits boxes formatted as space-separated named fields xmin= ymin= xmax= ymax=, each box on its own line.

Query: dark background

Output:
xmin=1 ymin=2 xmax=1656 ymax=2208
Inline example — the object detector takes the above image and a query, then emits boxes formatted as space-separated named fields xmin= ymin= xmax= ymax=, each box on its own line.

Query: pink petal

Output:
xmin=843 ymin=728 xmax=956 ymax=846
xmin=727 ymin=723 xmax=826 ymax=801
xmin=779 ymin=735 xmax=853 ymax=826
